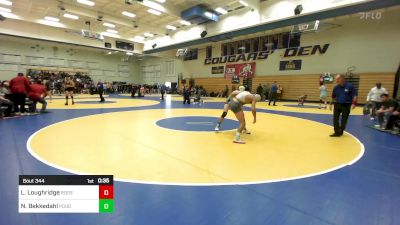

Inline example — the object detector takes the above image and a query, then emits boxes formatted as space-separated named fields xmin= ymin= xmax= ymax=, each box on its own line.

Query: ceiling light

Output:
xmin=134 ymin=35 xmax=144 ymax=40
xmin=130 ymin=37 xmax=145 ymax=43
xmin=143 ymin=0 xmax=165 ymax=12
xmin=180 ymin=20 xmax=190 ymax=26
xmin=0 ymin=6 xmax=11 ymax=13
xmin=106 ymin=29 xmax=118 ymax=34
xmin=77 ymin=0 xmax=95 ymax=6
xmin=144 ymin=32 xmax=154 ymax=37
xmin=101 ymin=32 xmax=120 ymax=38
xmin=239 ymin=0 xmax=248 ymax=7
xmin=122 ymin=11 xmax=136 ymax=18
xmin=103 ymin=22 xmax=115 ymax=28
xmin=44 ymin=16 xmax=60 ymax=22
xmin=38 ymin=20 xmax=65 ymax=28
xmin=63 ymin=13 xmax=79 ymax=20
xmin=0 ymin=11 xmax=19 ymax=19
xmin=215 ymin=7 xmax=228 ymax=15
xmin=166 ymin=25 xmax=176 ymax=30
xmin=0 ymin=0 xmax=12 ymax=6
xmin=147 ymin=9 xmax=161 ymax=16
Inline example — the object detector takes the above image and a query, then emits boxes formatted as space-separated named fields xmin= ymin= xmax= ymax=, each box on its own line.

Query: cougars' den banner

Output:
xmin=224 ymin=62 xmax=256 ymax=79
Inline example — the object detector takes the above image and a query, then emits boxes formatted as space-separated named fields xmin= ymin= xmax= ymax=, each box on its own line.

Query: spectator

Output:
xmin=131 ymin=84 xmax=137 ymax=97
xmin=319 ymin=83 xmax=328 ymax=109
xmin=9 ymin=73 xmax=30 ymax=114
xmin=97 ymin=81 xmax=105 ymax=102
xmin=0 ymin=81 xmax=14 ymax=118
xmin=0 ymin=81 xmax=12 ymax=100
xmin=256 ymin=84 xmax=263 ymax=97
xmin=183 ymin=86 xmax=191 ymax=104
xmin=262 ymin=84 xmax=269 ymax=101
xmin=223 ymin=85 xmax=229 ymax=97
xmin=269 ymin=81 xmax=278 ymax=106
xmin=278 ymin=85 xmax=283 ymax=100
xmin=44 ymin=80 xmax=53 ymax=103
xmin=298 ymin=95 xmax=308 ymax=106
xmin=160 ymin=84 xmax=166 ymax=100
xmin=28 ymin=80 xmax=48 ymax=113
xmin=139 ymin=85 xmax=145 ymax=97
xmin=375 ymin=93 xmax=397 ymax=129
xmin=385 ymin=98 xmax=400 ymax=132
xmin=367 ymin=82 xmax=388 ymax=120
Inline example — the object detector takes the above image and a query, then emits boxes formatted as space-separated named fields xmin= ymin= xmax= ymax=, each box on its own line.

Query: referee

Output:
xmin=329 ymin=74 xmax=358 ymax=137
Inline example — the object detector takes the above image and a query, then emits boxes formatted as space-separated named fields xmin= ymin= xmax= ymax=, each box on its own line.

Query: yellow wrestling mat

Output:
xmin=51 ymin=94 xmax=110 ymax=99
xmin=47 ymin=98 xmax=159 ymax=109
xmin=248 ymin=101 xmax=364 ymax=115
xmin=28 ymin=109 xmax=363 ymax=185
xmin=171 ymin=96 xmax=226 ymax=102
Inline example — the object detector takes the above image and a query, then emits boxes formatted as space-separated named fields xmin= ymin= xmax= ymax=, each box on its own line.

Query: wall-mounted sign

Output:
xmin=224 ymin=62 xmax=256 ymax=79
xmin=205 ymin=51 xmax=274 ymax=65
xmin=212 ymin=66 xmax=225 ymax=74
xmin=279 ymin=60 xmax=302 ymax=71
xmin=283 ymin=44 xmax=330 ymax=58
xmin=203 ymin=43 xmax=330 ymax=66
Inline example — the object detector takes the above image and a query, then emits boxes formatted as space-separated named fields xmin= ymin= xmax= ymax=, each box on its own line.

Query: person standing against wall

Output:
xmin=269 ymin=81 xmax=278 ymax=106
xmin=367 ymin=82 xmax=387 ymax=120
xmin=329 ymin=74 xmax=358 ymax=137
xmin=256 ymin=84 xmax=263 ymax=97
xmin=263 ymin=83 xmax=270 ymax=102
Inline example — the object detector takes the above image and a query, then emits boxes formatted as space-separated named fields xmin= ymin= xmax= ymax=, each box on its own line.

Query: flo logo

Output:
xmin=359 ymin=11 xmax=382 ymax=20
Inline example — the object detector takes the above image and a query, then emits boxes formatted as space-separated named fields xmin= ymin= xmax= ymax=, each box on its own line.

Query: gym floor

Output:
xmin=1 ymin=94 xmax=399 ymax=225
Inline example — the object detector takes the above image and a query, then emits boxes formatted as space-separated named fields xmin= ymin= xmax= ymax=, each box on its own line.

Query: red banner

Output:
xmin=224 ymin=62 xmax=256 ymax=79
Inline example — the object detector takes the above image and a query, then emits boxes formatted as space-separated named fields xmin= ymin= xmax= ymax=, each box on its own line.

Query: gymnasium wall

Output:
xmin=139 ymin=57 xmax=179 ymax=84
xmin=176 ymin=8 xmax=400 ymax=103
xmin=0 ymin=35 xmax=141 ymax=83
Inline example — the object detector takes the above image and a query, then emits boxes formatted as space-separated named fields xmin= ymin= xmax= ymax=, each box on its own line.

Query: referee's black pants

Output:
xmin=99 ymin=89 xmax=105 ymax=102
xmin=333 ymin=103 xmax=351 ymax=134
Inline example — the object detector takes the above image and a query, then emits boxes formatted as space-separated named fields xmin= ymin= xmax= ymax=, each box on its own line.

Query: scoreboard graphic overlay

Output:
xmin=19 ymin=175 xmax=113 ymax=213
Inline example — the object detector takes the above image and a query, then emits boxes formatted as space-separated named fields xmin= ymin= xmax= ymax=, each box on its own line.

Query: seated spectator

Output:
xmin=375 ymin=94 xmax=397 ymax=129
xmin=0 ymin=82 xmax=14 ymax=118
xmin=367 ymin=82 xmax=387 ymax=120
xmin=28 ymin=80 xmax=48 ymax=113
xmin=193 ymin=88 xmax=204 ymax=104
xmin=385 ymin=98 xmax=400 ymax=133
xmin=298 ymin=94 xmax=308 ymax=106
xmin=0 ymin=81 xmax=12 ymax=100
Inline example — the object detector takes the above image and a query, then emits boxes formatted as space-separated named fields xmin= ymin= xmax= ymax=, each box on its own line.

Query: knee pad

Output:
xmin=221 ymin=112 xmax=228 ymax=118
